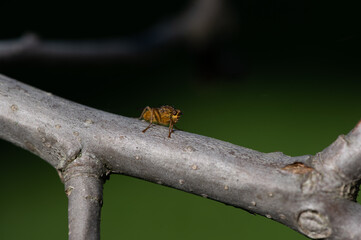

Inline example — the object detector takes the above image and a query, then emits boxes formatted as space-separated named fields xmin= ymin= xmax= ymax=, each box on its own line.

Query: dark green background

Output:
xmin=0 ymin=1 xmax=360 ymax=239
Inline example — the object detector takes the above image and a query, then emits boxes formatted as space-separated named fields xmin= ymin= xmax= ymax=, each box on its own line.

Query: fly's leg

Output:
xmin=142 ymin=108 xmax=154 ymax=133
xmin=139 ymin=106 xmax=151 ymax=119
xmin=168 ymin=121 xmax=174 ymax=138
xmin=142 ymin=122 xmax=153 ymax=133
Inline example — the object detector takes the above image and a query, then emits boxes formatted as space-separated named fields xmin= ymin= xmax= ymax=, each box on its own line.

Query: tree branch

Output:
xmin=0 ymin=73 xmax=360 ymax=239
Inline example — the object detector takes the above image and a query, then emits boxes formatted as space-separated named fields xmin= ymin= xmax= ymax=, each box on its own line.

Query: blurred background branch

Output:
xmin=0 ymin=0 xmax=233 ymax=64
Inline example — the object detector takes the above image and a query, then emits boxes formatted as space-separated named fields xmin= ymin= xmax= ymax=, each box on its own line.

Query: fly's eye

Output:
xmin=172 ymin=111 xmax=177 ymax=115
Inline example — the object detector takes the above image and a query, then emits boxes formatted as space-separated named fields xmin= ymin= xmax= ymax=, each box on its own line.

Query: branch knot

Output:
xmin=298 ymin=210 xmax=332 ymax=239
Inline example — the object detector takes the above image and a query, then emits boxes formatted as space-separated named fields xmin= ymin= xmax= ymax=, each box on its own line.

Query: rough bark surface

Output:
xmin=0 ymin=74 xmax=360 ymax=240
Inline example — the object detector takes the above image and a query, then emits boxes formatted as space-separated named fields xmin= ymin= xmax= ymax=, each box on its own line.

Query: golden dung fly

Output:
xmin=139 ymin=105 xmax=182 ymax=138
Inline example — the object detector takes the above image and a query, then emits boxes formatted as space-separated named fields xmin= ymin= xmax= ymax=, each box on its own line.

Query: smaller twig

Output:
xmin=63 ymin=152 xmax=106 ymax=240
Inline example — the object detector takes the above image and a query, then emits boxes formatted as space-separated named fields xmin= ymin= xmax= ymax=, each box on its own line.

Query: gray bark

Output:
xmin=0 ymin=73 xmax=360 ymax=240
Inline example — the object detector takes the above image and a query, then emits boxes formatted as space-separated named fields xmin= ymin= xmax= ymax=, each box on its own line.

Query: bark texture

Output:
xmin=0 ymin=74 xmax=360 ymax=240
